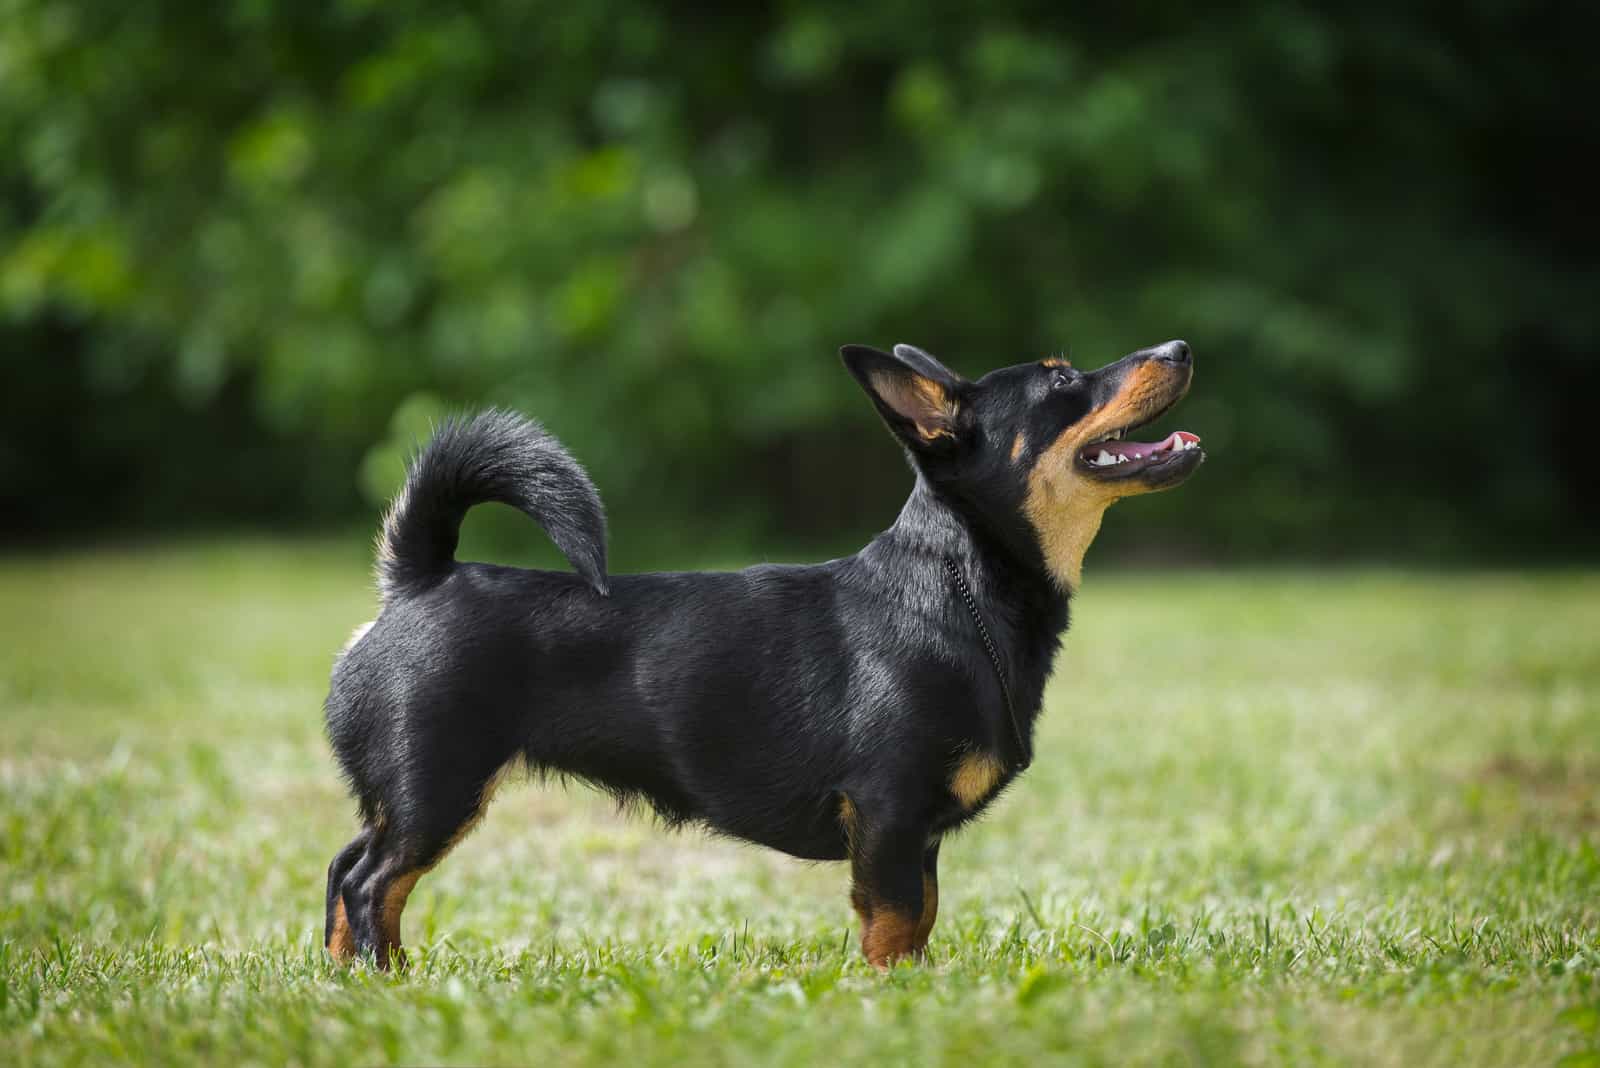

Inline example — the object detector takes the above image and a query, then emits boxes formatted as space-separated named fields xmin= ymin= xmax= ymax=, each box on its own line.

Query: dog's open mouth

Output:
xmin=1070 ymin=355 xmax=1204 ymax=485
xmin=1077 ymin=421 xmax=1204 ymax=481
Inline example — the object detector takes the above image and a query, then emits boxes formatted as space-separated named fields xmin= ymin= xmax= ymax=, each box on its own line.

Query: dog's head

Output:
xmin=843 ymin=340 xmax=1203 ymax=590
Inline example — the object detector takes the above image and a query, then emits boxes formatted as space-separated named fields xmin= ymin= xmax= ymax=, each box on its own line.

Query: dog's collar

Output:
xmin=943 ymin=557 xmax=1032 ymax=771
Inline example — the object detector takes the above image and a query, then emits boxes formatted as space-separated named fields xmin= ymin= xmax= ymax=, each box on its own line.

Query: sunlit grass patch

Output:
xmin=2 ymin=544 xmax=1597 ymax=1065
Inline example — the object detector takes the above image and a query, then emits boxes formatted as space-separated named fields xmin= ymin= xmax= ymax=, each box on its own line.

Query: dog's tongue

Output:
xmin=1080 ymin=430 xmax=1201 ymax=465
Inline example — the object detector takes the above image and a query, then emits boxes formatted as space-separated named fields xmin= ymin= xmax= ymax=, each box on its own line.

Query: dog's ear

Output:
xmin=840 ymin=343 xmax=967 ymax=449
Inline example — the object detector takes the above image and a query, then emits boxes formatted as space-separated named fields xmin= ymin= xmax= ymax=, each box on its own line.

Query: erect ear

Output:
xmin=840 ymin=343 xmax=967 ymax=448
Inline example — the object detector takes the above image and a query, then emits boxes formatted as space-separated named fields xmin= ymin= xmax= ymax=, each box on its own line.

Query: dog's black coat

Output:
xmin=323 ymin=340 xmax=1200 ymax=967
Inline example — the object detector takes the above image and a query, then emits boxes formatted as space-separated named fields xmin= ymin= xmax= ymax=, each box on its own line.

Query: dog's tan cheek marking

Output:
xmin=1021 ymin=363 xmax=1184 ymax=590
xmin=1024 ymin=433 xmax=1118 ymax=592
xmin=950 ymin=751 xmax=1005 ymax=809
xmin=1024 ymin=472 xmax=1111 ymax=591
xmin=1010 ymin=433 xmax=1026 ymax=463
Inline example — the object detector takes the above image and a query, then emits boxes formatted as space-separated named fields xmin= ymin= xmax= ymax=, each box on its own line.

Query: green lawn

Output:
xmin=2 ymin=541 xmax=1597 ymax=1066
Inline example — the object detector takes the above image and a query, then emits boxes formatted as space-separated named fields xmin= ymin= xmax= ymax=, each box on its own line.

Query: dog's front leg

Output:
xmin=911 ymin=841 xmax=940 ymax=955
xmin=846 ymin=809 xmax=932 ymax=970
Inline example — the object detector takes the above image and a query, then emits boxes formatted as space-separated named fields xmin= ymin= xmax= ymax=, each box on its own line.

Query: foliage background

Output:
xmin=3 ymin=10 xmax=1597 ymax=1065
xmin=2 ymin=2 xmax=1595 ymax=562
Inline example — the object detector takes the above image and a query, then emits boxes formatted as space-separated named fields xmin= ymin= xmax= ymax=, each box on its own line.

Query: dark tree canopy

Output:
xmin=2 ymin=2 xmax=1594 ymax=561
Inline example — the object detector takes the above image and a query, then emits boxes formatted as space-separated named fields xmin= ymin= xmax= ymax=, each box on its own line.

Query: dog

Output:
xmin=323 ymin=339 xmax=1202 ymax=970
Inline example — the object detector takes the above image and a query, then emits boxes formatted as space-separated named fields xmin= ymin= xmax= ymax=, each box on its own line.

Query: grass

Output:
xmin=2 ymin=539 xmax=1598 ymax=1066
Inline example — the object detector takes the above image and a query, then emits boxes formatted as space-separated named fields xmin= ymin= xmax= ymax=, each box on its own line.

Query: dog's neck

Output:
xmin=861 ymin=478 xmax=1070 ymax=640
xmin=883 ymin=478 xmax=1061 ymax=588
xmin=855 ymin=479 xmax=1069 ymax=758
xmin=879 ymin=478 xmax=982 ymax=565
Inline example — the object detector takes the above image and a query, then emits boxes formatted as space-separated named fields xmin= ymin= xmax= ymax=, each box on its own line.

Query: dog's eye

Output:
xmin=1050 ymin=367 xmax=1080 ymax=391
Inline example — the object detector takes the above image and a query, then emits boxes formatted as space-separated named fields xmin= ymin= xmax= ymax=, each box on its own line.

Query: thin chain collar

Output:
xmin=943 ymin=556 xmax=1031 ymax=770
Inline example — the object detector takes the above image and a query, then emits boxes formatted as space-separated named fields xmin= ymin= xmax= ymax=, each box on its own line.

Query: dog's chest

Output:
xmin=931 ymin=748 xmax=1018 ymax=831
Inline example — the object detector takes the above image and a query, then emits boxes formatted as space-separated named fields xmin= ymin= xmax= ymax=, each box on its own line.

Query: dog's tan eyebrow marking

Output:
xmin=1040 ymin=357 xmax=1072 ymax=369
xmin=1010 ymin=433 xmax=1027 ymax=463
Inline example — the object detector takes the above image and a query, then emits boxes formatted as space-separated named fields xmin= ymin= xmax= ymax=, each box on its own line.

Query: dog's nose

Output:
xmin=1153 ymin=339 xmax=1191 ymax=366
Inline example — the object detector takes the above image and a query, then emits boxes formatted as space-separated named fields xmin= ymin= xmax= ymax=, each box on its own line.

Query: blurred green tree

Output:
xmin=2 ymin=2 xmax=1595 ymax=561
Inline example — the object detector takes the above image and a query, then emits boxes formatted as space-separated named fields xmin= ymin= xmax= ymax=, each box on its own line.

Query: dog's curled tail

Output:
xmin=376 ymin=409 xmax=609 ymax=601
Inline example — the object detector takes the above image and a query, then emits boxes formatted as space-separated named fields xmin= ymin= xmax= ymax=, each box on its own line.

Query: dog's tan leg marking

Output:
xmin=844 ymin=796 xmax=928 ymax=971
xmin=851 ymin=886 xmax=922 ymax=971
xmin=911 ymin=870 xmax=938 ymax=953
xmin=838 ymin=795 xmax=860 ymax=849
xmin=377 ymin=870 xmax=422 ymax=969
xmin=328 ymin=897 xmax=356 ymax=962
xmin=379 ymin=764 xmax=508 ymax=972
xmin=368 ymin=764 xmax=512 ymax=970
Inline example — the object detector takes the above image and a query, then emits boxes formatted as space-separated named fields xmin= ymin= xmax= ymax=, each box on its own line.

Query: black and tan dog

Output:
xmin=323 ymin=340 xmax=1202 ymax=969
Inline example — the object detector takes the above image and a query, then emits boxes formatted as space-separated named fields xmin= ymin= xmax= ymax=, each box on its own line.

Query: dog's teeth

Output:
xmin=1095 ymin=450 xmax=1115 ymax=466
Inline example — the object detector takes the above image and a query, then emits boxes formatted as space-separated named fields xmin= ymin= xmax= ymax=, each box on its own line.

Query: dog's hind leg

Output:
xmin=324 ymin=826 xmax=374 ymax=962
xmin=343 ymin=841 xmax=422 ymax=971
xmin=339 ymin=766 xmax=508 ymax=969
